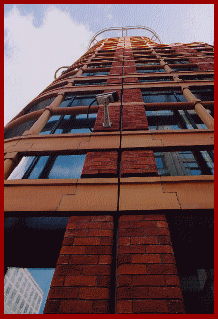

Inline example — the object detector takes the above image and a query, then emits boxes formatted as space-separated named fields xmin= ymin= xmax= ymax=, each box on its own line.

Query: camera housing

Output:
xmin=96 ymin=92 xmax=119 ymax=128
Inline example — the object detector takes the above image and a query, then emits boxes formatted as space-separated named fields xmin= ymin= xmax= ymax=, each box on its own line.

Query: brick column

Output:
xmin=81 ymin=151 xmax=118 ymax=178
xmin=44 ymin=216 xmax=114 ymax=314
xmin=120 ymin=150 xmax=158 ymax=177
xmin=116 ymin=215 xmax=185 ymax=314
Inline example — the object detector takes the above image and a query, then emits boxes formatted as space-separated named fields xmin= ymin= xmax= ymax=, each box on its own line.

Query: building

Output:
xmin=4 ymin=267 xmax=43 ymax=314
xmin=4 ymin=27 xmax=214 ymax=314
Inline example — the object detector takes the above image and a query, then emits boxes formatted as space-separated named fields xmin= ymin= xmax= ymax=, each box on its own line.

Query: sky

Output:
xmin=28 ymin=268 xmax=55 ymax=314
xmin=4 ymin=4 xmax=214 ymax=126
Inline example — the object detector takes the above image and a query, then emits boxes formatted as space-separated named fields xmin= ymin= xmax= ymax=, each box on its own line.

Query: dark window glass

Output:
xmin=137 ymin=68 xmax=165 ymax=73
xmin=180 ymin=75 xmax=214 ymax=81
xmin=136 ymin=62 xmax=160 ymax=66
xmin=23 ymin=97 xmax=55 ymax=115
xmin=4 ymin=118 xmax=38 ymax=140
xmin=170 ymin=67 xmax=200 ymax=72
xmin=40 ymin=113 xmax=97 ymax=135
xmin=59 ymin=95 xmax=97 ymax=108
xmin=82 ymin=71 xmax=109 ymax=76
xmin=166 ymin=60 xmax=189 ymax=64
xmin=154 ymin=151 xmax=214 ymax=176
xmin=74 ymin=80 xmax=107 ymax=86
xmin=88 ymin=64 xmax=111 ymax=69
xmin=146 ymin=110 xmax=208 ymax=130
xmin=142 ymin=91 xmax=187 ymax=103
xmin=191 ymin=89 xmax=214 ymax=101
xmin=139 ymin=77 xmax=173 ymax=82
xmin=8 ymin=155 xmax=86 ymax=180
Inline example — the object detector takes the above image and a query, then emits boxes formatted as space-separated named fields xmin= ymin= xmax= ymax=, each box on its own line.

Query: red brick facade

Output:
xmin=81 ymin=151 xmax=118 ymax=177
xmin=116 ymin=215 xmax=185 ymax=314
xmin=172 ymin=45 xmax=214 ymax=72
xmin=44 ymin=216 xmax=114 ymax=314
xmin=44 ymin=214 xmax=185 ymax=314
xmin=120 ymin=150 xmax=158 ymax=177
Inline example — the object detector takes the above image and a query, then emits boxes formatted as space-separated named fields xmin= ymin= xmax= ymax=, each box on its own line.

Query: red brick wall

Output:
xmin=122 ymin=105 xmax=149 ymax=131
xmin=44 ymin=216 xmax=114 ymax=314
xmin=81 ymin=151 xmax=118 ymax=178
xmin=120 ymin=150 xmax=158 ymax=177
xmin=172 ymin=45 xmax=214 ymax=72
xmin=116 ymin=215 xmax=185 ymax=314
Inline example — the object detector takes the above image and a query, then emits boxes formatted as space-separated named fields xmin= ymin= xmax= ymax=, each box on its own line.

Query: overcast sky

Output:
xmin=4 ymin=4 xmax=214 ymax=125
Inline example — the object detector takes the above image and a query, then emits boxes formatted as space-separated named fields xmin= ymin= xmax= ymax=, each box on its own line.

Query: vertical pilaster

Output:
xmin=44 ymin=216 xmax=114 ymax=314
xmin=116 ymin=215 xmax=185 ymax=314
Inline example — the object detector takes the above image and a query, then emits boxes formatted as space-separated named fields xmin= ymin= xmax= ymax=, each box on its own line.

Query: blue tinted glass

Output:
xmin=143 ymin=94 xmax=176 ymax=103
xmin=143 ymin=92 xmax=187 ymax=103
xmin=72 ymin=97 xmax=97 ymax=107
xmin=8 ymin=156 xmax=35 ymax=180
xmin=155 ymin=157 xmax=164 ymax=169
xmin=82 ymin=73 xmax=94 ymax=76
xmin=192 ymin=90 xmax=214 ymax=101
xmin=48 ymin=155 xmax=86 ymax=179
xmin=190 ymin=169 xmax=202 ymax=175
xmin=59 ymin=99 xmax=75 ymax=108
xmin=39 ymin=115 xmax=62 ymax=135
xmin=72 ymin=128 xmax=91 ymax=134
xmin=95 ymin=72 xmax=109 ymax=75
xmin=28 ymin=156 xmax=50 ymax=179
xmin=77 ymin=113 xmax=97 ymax=119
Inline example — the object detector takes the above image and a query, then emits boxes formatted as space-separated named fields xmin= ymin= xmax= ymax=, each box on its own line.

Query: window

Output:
xmin=10 ymin=289 xmax=17 ymax=301
xmin=137 ymin=67 xmax=165 ymax=73
xmin=154 ymin=151 xmax=214 ymax=176
xmin=74 ymin=80 xmax=107 ymax=86
xmin=23 ymin=305 xmax=29 ymax=314
xmin=88 ymin=64 xmax=111 ymax=69
xmin=170 ymin=66 xmax=200 ymax=72
xmin=136 ymin=61 xmax=160 ymax=66
xmin=59 ymin=94 xmax=98 ymax=108
xmin=39 ymin=113 xmax=97 ymax=135
xmin=8 ymin=154 xmax=86 ymax=180
xmin=23 ymin=97 xmax=55 ymax=115
xmin=190 ymin=88 xmax=214 ymax=101
xmin=82 ymin=71 xmax=109 ymax=76
xmin=4 ymin=118 xmax=38 ymax=140
xmin=146 ymin=110 xmax=208 ymax=130
xmin=166 ymin=59 xmax=189 ymax=65
xmin=142 ymin=90 xmax=187 ymax=103
xmin=179 ymin=74 xmax=214 ymax=82
xmin=139 ymin=76 xmax=173 ymax=82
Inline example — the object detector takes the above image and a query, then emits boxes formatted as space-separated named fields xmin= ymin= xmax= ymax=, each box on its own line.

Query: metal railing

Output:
xmin=87 ymin=26 xmax=162 ymax=49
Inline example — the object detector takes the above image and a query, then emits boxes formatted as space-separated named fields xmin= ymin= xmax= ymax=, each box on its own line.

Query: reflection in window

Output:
xmin=8 ymin=154 xmax=86 ymax=180
xmin=4 ymin=118 xmax=38 ymax=140
xmin=170 ymin=67 xmax=200 ymax=72
xmin=154 ymin=151 xmax=214 ymax=176
xmin=146 ymin=110 xmax=208 ymax=130
xmin=40 ymin=113 xmax=97 ymax=135
xmin=137 ymin=68 xmax=165 ymax=73
xmin=74 ymin=80 xmax=107 ymax=86
xmin=82 ymin=71 xmax=109 ymax=76
xmin=190 ymin=88 xmax=214 ymax=101
xmin=59 ymin=94 xmax=97 ymax=107
xmin=139 ymin=77 xmax=173 ymax=82
xmin=142 ymin=90 xmax=187 ymax=103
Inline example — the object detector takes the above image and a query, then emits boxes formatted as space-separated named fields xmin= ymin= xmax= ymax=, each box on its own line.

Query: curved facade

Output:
xmin=4 ymin=35 xmax=214 ymax=314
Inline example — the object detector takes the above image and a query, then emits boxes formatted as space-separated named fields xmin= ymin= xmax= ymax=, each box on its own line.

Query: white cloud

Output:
xmin=181 ymin=4 xmax=214 ymax=45
xmin=107 ymin=14 xmax=113 ymax=20
xmin=4 ymin=6 xmax=94 ymax=125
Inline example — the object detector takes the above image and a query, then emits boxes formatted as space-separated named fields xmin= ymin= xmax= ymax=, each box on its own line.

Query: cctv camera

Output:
xmin=96 ymin=91 xmax=119 ymax=128
xmin=96 ymin=91 xmax=119 ymax=106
